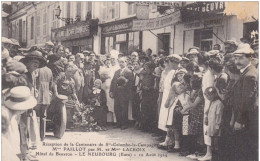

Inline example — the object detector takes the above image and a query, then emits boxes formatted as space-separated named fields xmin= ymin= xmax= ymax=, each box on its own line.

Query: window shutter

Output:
xmin=115 ymin=3 xmax=119 ymax=18
xmin=128 ymin=4 xmax=131 ymax=15
xmin=77 ymin=2 xmax=81 ymax=17
xmin=102 ymin=8 xmax=107 ymax=20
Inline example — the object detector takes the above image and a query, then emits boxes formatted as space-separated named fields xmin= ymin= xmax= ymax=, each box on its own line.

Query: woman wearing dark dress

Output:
xmin=51 ymin=64 xmax=79 ymax=129
xmin=181 ymin=74 xmax=205 ymax=159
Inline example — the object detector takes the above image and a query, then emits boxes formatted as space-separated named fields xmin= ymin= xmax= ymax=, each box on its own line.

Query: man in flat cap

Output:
xmin=231 ymin=46 xmax=258 ymax=161
xmin=187 ymin=47 xmax=200 ymax=64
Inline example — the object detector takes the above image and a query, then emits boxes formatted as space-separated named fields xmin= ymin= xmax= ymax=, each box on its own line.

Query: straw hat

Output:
xmin=233 ymin=46 xmax=254 ymax=57
xmin=4 ymin=86 xmax=37 ymax=111
xmin=10 ymin=38 xmax=20 ymax=47
xmin=187 ymin=48 xmax=200 ymax=55
xmin=2 ymin=37 xmax=13 ymax=44
xmin=45 ymin=41 xmax=54 ymax=46
xmin=167 ymin=54 xmax=182 ymax=63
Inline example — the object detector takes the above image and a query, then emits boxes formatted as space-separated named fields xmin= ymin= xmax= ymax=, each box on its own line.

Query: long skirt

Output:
xmin=158 ymin=89 xmax=170 ymax=131
xmin=203 ymin=100 xmax=211 ymax=146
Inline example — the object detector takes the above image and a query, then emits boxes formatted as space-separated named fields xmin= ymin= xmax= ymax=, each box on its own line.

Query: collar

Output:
xmin=240 ymin=63 xmax=251 ymax=74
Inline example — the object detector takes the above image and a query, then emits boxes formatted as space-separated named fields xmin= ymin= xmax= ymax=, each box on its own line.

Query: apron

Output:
xmin=158 ymin=70 xmax=176 ymax=131
xmin=202 ymin=70 xmax=215 ymax=146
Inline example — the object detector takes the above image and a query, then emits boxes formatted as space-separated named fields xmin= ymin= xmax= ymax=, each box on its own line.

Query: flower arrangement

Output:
xmin=72 ymin=102 xmax=105 ymax=131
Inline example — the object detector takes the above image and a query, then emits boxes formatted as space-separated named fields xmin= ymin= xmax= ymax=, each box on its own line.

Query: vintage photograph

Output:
xmin=1 ymin=1 xmax=259 ymax=161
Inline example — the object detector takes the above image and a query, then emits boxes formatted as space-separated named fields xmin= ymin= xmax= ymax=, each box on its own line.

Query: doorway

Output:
xmin=158 ymin=33 xmax=170 ymax=55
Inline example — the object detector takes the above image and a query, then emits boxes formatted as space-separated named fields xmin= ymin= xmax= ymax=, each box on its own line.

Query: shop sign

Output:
xmin=102 ymin=21 xmax=133 ymax=34
xmin=185 ymin=2 xmax=225 ymax=13
xmin=52 ymin=22 xmax=90 ymax=41
xmin=134 ymin=2 xmax=181 ymax=7
xmin=204 ymin=19 xmax=222 ymax=27
xmin=132 ymin=11 xmax=181 ymax=31
xmin=184 ymin=22 xmax=203 ymax=29
xmin=184 ymin=18 xmax=223 ymax=30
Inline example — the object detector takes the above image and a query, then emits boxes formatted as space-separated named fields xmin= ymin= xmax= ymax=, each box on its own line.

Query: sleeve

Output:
xmin=100 ymin=89 xmax=107 ymax=107
xmin=165 ymin=86 xmax=176 ymax=108
xmin=198 ymin=90 xmax=204 ymax=99
xmin=237 ymin=75 xmax=257 ymax=124
xmin=49 ymin=69 xmax=54 ymax=90
xmin=126 ymin=70 xmax=134 ymax=88
xmin=215 ymin=101 xmax=224 ymax=129
xmin=70 ymin=79 xmax=76 ymax=94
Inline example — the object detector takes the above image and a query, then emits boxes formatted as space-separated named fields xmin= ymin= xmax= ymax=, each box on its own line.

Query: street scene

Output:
xmin=2 ymin=1 xmax=259 ymax=161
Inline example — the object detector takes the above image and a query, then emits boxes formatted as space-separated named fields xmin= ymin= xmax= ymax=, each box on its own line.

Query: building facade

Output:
xmin=6 ymin=2 xmax=258 ymax=55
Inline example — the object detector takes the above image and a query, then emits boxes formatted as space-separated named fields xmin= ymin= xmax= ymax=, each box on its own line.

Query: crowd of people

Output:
xmin=1 ymin=36 xmax=258 ymax=161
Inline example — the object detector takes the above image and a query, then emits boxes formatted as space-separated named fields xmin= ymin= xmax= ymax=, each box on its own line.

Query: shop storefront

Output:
xmin=51 ymin=20 xmax=98 ymax=54
xmin=174 ymin=2 xmax=245 ymax=54
xmin=133 ymin=10 xmax=181 ymax=55
xmin=100 ymin=16 xmax=142 ymax=55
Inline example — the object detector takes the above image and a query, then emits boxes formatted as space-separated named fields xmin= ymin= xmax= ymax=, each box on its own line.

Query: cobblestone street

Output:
xmin=34 ymin=127 xmax=193 ymax=161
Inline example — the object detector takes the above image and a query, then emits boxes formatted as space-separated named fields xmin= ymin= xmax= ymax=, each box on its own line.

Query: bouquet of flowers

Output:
xmin=72 ymin=102 xmax=105 ymax=131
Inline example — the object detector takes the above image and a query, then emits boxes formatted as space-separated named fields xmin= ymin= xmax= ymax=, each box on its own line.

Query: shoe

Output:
xmin=167 ymin=148 xmax=180 ymax=153
xmin=156 ymin=136 xmax=165 ymax=142
xmin=157 ymin=144 xmax=167 ymax=150
xmin=151 ymin=133 xmax=160 ymax=137
xmin=186 ymin=154 xmax=194 ymax=158
xmin=187 ymin=154 xmax=200 ymax=159
xmin=22 ymin=153 xmax=38 ymax=161
xmin=179 ymin=151 xmax=190 ymax=157
xmin=198 ymin=155 xmax=212 ymax=161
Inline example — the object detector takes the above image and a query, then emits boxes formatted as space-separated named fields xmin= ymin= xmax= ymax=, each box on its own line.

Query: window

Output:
xmin=128 ymin=32 xmax=140 ymax=53
xmin=105 ymin=36 xmax=114 ymax=54
xmin=158 ymin=33 xmax=170 ymax=54
xmin=36 ymin=11 xmax=41 ymax=36
xmin=76 ymin=2 xmax=81 ymax=17
xmin=19 ymin=19 xmax=22 ymax=43
xmin=11 ymin=22 xmax=15 ymax=38
xmin=67 ymin=2 xmax=71 ymax=18
xmin=31 ymin=16 xmax=34 ymax=40
xmin=194 ymin=28 xmax=213 ymax=51
xmin=101 ymin=2 xmax=119 ymax=21
xmin=128 ymin=3 xmax=137 ymax=15
xmin=22 ymin=20 xmax=26 ymax=42
xmin=86 ymin=2 xmax=92 ymax=18
xmin=42 ymin=9 xmax=47 ymax=35
xmin=16 ymin=21 xmax=19 ymax=39
xmin=51 ymin=3 xmax=59 ymax=29
xmin=150 ymin=4 xmax=157 ymax=12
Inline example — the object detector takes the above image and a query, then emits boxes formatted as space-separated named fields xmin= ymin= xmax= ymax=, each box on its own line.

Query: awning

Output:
xmin=61 ymin=37 xmax=93 ymax=49
xmin=100 ymin=16 xmax=136 ymax=36
xmin=132 ymin=10 xmax=181 ymax=31
xmin=51 ymin=20 xmax=98 ymax=42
